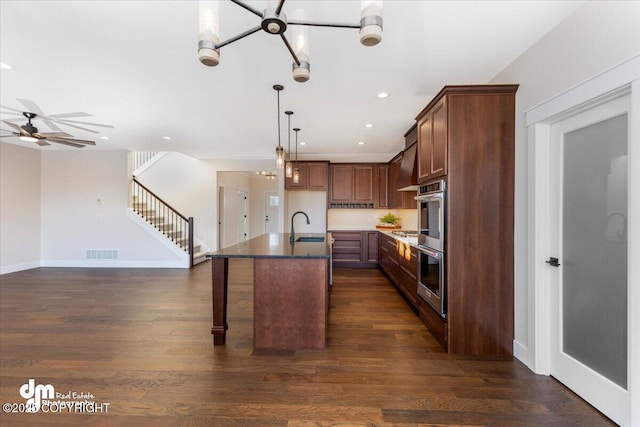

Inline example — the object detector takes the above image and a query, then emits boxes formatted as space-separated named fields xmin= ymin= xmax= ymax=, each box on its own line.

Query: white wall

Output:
xmin=40 ymin=150 xmax=185 ymax=267
xmin=489 ymin=0 xmax=640 ymax=364
xmin=135 ymin=152 xmax=216 ymax=252
xmin=328 ymin=208 xmax=417 ymax=231
xmin=0 ymin=143 xmax=41 ymax=274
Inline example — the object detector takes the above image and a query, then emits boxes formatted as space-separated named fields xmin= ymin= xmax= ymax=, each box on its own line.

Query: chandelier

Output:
xmin=198 ymin=0 xmax=383 ymax=82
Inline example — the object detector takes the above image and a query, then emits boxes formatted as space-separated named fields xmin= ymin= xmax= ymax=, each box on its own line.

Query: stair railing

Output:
xmin=131 ymin=178 xmax=194 ymax=267
xmin=132 ymin=151 xmax=159 ymax=172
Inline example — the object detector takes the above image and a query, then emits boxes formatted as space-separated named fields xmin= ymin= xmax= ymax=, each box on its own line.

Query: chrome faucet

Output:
xmin=290 ymin=211 xmax=310 ymax=244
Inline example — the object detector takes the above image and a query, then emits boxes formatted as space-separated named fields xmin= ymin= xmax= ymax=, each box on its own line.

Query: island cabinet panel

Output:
xmin=414 ymin=84 xmax=518 ymax=355
xmin=331 ymin=230 xmax=378 ymax=268
xmin=254 ymin=258 xmax=328 ymax=350
xmin=285 ymin=161 xmax=329 ymax=191
xmin=329 ymin=163 xmax=388 ymax=208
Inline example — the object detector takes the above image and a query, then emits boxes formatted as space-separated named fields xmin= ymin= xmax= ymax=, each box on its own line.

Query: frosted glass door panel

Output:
xmin=562 ymin=114 xmax=627 ymax=388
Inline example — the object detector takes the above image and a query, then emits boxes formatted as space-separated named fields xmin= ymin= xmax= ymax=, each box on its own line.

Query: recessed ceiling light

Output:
xmin=358 ymin=141 xmax=366 ymax=145
xmin=100 ymin=136 xmax=110 ymax=140
xmin=300 ymin=141 xmax=307 ymax=146
xmin=364 ymin=123 xmax=374 ymax=128
xmin=162 ymin=136 xmax=172 ymax=140
xmin=376 ymin=92 xmax=389 ymax=99
xmin=0 ymin=62 xmax=12 ymax=70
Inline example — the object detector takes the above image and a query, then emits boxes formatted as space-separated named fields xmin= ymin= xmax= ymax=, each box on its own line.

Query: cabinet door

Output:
xmin=364 ymin=231 xmax=379 ymax=263
xmin=388 ymin=154 xmax=402 ymax=208
xmin=353 ymin=165 xmax=374 ymax=203
xmin=285 ymin=162 xmax=307 ymax=190
xmin=430 ymin=98 xmax=447 ymax=178
xmin=329 ymin=165 xmax=353 ymax=203
xmin=306 ymin=162 xmax=328 ymax=190
xmin=417 ymin=114 xmax=432 ymax=182
xmin=376 ymin=165 xmax=388 ymax=208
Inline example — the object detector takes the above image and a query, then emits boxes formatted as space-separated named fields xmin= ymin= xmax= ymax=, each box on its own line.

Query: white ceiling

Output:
xmin=0 ymin=0 xmax=584 ymax=162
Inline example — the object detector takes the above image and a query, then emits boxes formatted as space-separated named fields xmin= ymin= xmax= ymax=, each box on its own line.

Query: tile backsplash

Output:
xmin=328 ymin=209 xmax=417 ymax=231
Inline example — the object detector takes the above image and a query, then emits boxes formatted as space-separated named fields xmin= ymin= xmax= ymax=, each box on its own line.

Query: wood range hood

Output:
xmin=396 ymin=142 xmax=418 ymax=192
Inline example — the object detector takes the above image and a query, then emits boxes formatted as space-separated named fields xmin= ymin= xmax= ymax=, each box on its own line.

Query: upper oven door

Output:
xmin=418 ymin=192 xmax=444 ymax=252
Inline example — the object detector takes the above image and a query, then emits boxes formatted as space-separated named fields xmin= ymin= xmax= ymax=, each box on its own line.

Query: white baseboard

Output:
xmin=513 ymin=339 xmax=529 ymax=367
xmin=40 ymin=259 xmax=189 ymax=268
xmin=0 ymin=261 xmax=41 ymax=275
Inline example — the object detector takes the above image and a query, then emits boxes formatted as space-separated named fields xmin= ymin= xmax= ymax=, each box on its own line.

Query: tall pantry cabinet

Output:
xmin=416 ymin=85 xmax=518 ymax=355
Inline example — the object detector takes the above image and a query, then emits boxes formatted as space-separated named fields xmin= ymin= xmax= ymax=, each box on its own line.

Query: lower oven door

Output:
xmin=417 ymin=246 xmax=445 ymax=317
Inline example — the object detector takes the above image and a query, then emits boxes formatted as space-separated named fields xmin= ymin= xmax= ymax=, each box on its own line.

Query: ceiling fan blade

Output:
xmin=51 ymin=118 xmax=114 ymax=129
xmin=49 ymin=121 xmax=99 ymax=134
xmin=35 ymin=139 xmax=51 ymax=146
xmin=0 ymin=104 xmax=26 ymax=113
xmin=46 ymin=138 xmax=85 ymax=148
xmin=1 ymin=120 xmax=30 ymax=135
xmin=0 ymin=134 xmax=19 ymax=138
xmin=36 ymin=131 xmax=73 ymax=138
xmin=16 ymin=99 xmax=46 ymax=116
xmin=38 ymin=119 xmax=64 ymax=132
xmin=48 ymin=136 xmax=96 ymax=146
xmin=0 ymin=117 xmax=29 ymax=122
xmin=47 ymin=112 xmax=92 ymax=119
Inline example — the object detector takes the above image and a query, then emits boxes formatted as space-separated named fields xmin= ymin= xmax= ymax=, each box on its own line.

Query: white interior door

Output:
xmin=548 ymin=95 xmax=629 ymax=424
xmin=217 ymin=186 xmax=224 ymax=250
xmin=264 ymin=192 xmax=279 ymax=234
xmin=238 ymin=190 xmax=249 ymax=243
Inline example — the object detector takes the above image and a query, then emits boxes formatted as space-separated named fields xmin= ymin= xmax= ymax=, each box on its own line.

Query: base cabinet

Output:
xmin=378 ymin=232 xmax=418 ymax=308
xmin=331 ymin=231 xmax=378 ymax=268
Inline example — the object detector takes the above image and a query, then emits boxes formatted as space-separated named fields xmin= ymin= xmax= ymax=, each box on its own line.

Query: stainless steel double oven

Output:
xmin=415 ymin=180 xmax=446 ymax=317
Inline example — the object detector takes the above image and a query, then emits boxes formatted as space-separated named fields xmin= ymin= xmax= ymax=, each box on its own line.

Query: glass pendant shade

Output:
xmin=292 ymin=167 xmax=300 ymax=184
xmin=360 ymin=0 xmax=383 ymax=46
xmin=285 ymin=161 xmax=293 ymax=178
xmin=198 ymin=1 xmax=220 ymax=66
xmin=291 ymin=9 xmax=310 ymax=82
xmin=276 ymin=146 xmax=285 ymax=168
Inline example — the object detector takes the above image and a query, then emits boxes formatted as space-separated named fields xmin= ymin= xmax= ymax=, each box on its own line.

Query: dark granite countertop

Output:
xmin=206 ymin=233 xmax=331 ymax=259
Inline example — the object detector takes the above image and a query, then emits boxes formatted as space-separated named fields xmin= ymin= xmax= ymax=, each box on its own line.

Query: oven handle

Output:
xmin=418 ymin=246 xmax=441 ymax=258
xmin=415 ymin=192 xmax=444 ymax=202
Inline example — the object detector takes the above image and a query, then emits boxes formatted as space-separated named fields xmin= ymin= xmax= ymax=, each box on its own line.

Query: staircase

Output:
xmin=131 ymin=175 xmax=208 ymax=267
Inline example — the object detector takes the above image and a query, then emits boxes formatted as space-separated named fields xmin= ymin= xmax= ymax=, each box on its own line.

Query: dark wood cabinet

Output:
xmin=331 ymin=230 xmax=378 ymax=268
xmin=414 ymin=84 xmax=518 ymax=356
xmin=376 ymin=164 xmax=388 ymax=208
xmin=388 ymin=151 xmax=417 ymax=209
xmin=418 ymin=97 xmax=447 ymax=182
xmin=378 ymin=232 xmax=418 ymax=308
xmin=329 ymin=163 xmax=387 ymax=208
xmin=285 ymin=161 xmax=328 ymax=191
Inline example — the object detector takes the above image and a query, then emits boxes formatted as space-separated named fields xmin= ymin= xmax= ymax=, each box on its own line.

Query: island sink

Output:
xmin=296 ymin=236 xmax=325 ymax=242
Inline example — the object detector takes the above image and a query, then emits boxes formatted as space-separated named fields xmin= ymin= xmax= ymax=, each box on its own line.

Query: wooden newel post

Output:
xmin=210 ymin=257 xmax=229 ymax=345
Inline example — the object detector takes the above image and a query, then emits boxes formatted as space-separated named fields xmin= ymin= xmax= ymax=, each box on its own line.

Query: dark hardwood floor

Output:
xmin=0 ymin=259 xmax=613 ymax=426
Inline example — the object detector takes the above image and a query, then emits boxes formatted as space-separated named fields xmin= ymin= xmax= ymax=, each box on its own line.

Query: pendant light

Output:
xmin=292 ymin=127 xmax=300 ymax=184
xmin=285 ymin=110 xmax=293 ymax=178
xmin=198 ymin=0 xmax=383 ymax=82
xmin=273 ymin=84 xmax=285 ymax=168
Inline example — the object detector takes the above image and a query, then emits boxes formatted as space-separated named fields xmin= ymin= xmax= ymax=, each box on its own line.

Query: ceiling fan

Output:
xmin=0 ymin=99 xmax=114 ymax=148
xmin=1 ymin=112 xmax=96 ymax=148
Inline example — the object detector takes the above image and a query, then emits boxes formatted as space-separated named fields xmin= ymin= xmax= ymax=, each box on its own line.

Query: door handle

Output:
xmin=546 ymin=257 xmax=560 ymax=267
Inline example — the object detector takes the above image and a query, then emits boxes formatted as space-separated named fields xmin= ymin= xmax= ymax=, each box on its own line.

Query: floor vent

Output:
xmin=86 ymin=249 xmax=119 ymax=260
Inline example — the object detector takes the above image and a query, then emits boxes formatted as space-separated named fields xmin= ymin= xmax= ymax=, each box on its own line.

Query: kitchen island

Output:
xmin=206 ymin=233 xmax=331 ymax=350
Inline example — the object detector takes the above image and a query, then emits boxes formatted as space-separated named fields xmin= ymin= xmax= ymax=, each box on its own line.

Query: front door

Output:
xmin=548 ymin=94 xmax=629 ymax=424
xmin=264 ymin=192 xmax=279 ymax=234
